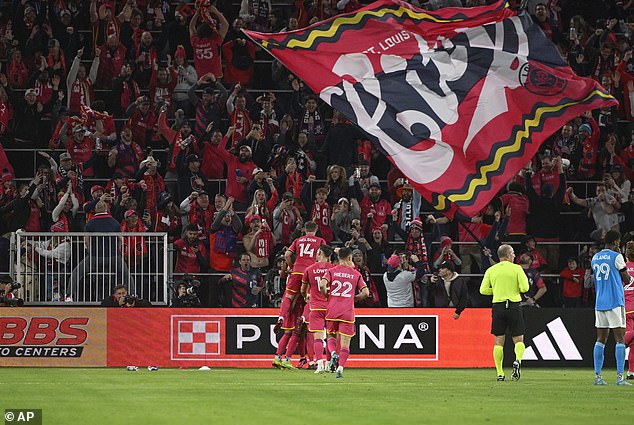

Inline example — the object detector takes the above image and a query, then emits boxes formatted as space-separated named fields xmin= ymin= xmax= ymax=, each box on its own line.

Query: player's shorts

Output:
xmin=491 ymin=301 xmax=524 ymax=337
xmin=595 ymin=306 xmax=626 ymax=328
xmin=326 ymin=319 xmax=356 ymax=337
xmin=302 ymin=303 xmax=310 ymax=324
xmin=309 ymin=309 xmax=327 ymax=333
xmin=281 ymin=297 xmax=306 ymax=331
xmin=285 ymin=273 xmax=303 ymax=294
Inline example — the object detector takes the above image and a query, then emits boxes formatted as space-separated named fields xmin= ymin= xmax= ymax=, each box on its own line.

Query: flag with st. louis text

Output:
xmin=244 ymin=0 xmax=616 ymax=218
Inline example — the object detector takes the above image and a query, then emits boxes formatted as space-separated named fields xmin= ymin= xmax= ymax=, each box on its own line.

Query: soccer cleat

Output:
xmin=296 ymin=357 xmax=308 ymax=369
xmin=272 ymin=357 xmax=283 ymax=369
xmin=280 ymin=360 xmax=295 ymax=370
xmin=511 ymin=360 xmax=521 ymax=381
xmin=314 ymin=362 xmax=327 ymax=374
xmin=627 ymin=373 xmax=634 ymax=380
xmin=594 ymin=376 xmax=608 ymax=386
xmin=273 ymin=317 xmax=283 ymax=336
xmin=330 ymin=352 xmax=339 ymax=372
xmin=335 ymin=366 xmax=344 ymax=379
xmin=307 ymin=362 xmax=317 ymax=370
xmin=616 ymin=378 xmax=633 ymax=386
xmin=496 ymin=375 xmax=505 ymax=381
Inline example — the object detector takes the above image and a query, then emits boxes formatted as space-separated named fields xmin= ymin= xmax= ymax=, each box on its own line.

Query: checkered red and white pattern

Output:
xmin=177 ymin=321 xmax=220 ymax=355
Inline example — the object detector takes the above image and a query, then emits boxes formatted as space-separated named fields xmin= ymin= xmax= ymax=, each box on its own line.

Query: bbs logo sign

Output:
xmin=0 ymin=316 xmax=88 ymax=357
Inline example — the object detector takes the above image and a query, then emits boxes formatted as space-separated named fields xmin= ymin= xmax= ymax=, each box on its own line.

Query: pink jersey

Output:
xmin=303 ymin=262 xmax=335 ymax=311
xmin=625 ymin=262 xmax=634 ymax=312
xmin=324 ymin=265 xmax=367 ymax=323
xmin=288 ymin=235 xmax=326 ymax=273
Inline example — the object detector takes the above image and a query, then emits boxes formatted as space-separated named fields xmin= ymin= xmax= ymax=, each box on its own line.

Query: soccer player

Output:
xmin=623 ymin=241 xmax=634 ymax=380
xmin=301 ymin=244 xmax=336 ymax=373
xmin=591 ymin=230 xmax=632 ymax=386
xmin=319 ymin=247 xmax=369 ymax=378
xmin=479 ymin=244 xmax=529 ymax=381
xmin=272 ymin=221 xmax=326 ymax=368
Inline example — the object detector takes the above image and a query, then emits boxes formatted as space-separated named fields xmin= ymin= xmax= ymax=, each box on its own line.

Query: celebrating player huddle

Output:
xmin=272 ymin=221 xmax=369 ymax=378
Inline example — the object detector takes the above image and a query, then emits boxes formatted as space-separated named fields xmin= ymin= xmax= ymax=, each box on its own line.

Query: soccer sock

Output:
xmin=279 ymin=296 xmax=292 ymax=318
xmin=298 ymin=333 xmax=306 ymax=358
xmin=514 ymin=341 xmax=525 ymax=363
xmin=306 ymin=332 xmax=315 ymax=360
xmin=285 ymin=334 xmax=300 ymax=358
xmin=314 ymin=339 xmax=324 ymax=361
xmin=493 ymin=345 xmax=504 ymax=376
xmin=327 ymin=337 xmax=338 ymax=356
xmin=276 ymin=333 xmax=291 ymax=356
xmin=339 ymin=348 xmax=350 ymax=368
xmin=616 ymin=343 xmax=626 ymax=375
xmin=594 ymin=342 xmax=605 ymax=375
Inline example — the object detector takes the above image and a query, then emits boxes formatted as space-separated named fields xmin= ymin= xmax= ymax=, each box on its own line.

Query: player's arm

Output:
xmin=354 ymin=286 xmax=369 ymax=303
xmin=620 ymin=268 xmax=632 ymax=286
xmin=285 ymin=248 xmax=294 ymax=269
xmin=479 ymin=270 xmax=493 ymax=296
xmin=615 ymin=253 xmax=632 ymax=285
xmin=300 ymin=271 xmax=309 ymax=299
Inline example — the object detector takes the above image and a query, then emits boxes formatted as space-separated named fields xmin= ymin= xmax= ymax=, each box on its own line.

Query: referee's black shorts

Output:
xmin=491 ymin=301 xmax=524 ymax=336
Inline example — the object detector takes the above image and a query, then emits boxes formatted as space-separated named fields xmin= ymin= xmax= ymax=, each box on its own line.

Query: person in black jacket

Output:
xmin=428 ymin=261 xmax=469 ymax=319
xmin=0 ymin=176 xmax=40 ymax=232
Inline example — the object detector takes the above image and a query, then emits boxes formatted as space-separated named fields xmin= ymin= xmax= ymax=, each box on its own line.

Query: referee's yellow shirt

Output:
xmin=479 ymin=261 xmax=529 ymax=303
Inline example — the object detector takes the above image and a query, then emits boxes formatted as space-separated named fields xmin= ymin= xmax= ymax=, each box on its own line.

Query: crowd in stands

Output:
xmin=0 ymin=0 xmax=633 ymax=308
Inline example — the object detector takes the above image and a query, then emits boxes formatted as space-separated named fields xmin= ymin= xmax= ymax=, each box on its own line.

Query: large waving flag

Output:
xmin=244 ymin=0 xmax=616 ymax=218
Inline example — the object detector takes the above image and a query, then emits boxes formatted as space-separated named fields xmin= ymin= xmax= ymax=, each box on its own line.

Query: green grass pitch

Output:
xmin=1 ymin=368 xmax=633 ymax=425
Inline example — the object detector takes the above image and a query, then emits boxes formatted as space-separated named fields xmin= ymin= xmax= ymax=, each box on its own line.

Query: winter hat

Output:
xmin=440 ymin=235 xmax=453 ymax=249
xmin=410 ymin=218 xmax=423 ymax=230
xmin=387 ymin=255 xmax=401 ymax=269
xmin=175 ymin=45 xmax=187 ymax=60
xmin=1 ymin=169 xmax=12 ymax=184
xmin=578 ymin=123 xmax=592 ymax=135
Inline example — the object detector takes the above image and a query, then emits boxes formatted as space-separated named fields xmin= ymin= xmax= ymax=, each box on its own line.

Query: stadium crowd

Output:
xmin=0 ymin=0 xmax=633 ymax=309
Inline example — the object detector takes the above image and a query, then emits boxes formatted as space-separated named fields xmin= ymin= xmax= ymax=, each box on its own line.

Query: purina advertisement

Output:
xmin=1 ymin=308 xmax=605 ymax=368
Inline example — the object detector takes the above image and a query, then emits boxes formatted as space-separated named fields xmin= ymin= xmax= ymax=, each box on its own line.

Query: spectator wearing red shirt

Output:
xmin=180 ymin=190 xmax=215 ymax=244
xmin=189 ymin=6 xmax=229 ymax=79
xmin=121 ymin=209 xmax=148 ymax=267
xmin=96 ymin=34 xmax=127 ymax=89
xmin=135 ymin=157 xmax=166 ymax=218
xmin=6 ymin=49 xmax=29 ymax=89
xmin=62 ymin=125 xmax=96 ymax=178
xmin=360 ymin=183 xmax=391 ymax=238
xmin=576 ymin=118 xmax=600 ymax=179
xmin=214 ymin=144 xmax=257 ymax=209
xmin=560 ymin=257 xmax=585 ymax=308
xmin=531 ymin=153 xmax=561 ymax=196
xmin=517 ymin=235 xmax=548 ymax=271
xmin=154 ymin=192 xmax=183 ymax=244
xmin=201 ymin=128 xmax=232 ymax=180
xmin=222 ymin=38 xmax=256 ymax=85
xmin=149 ymin=59 xmax=178 ymax=113
xmin=174 ymin=224 xmax=208 ymax=275
xmin=126 ymin=95 xmax=156 ymax=148
xmin=518 ymin=252 xmax=548 ymax=307
xmin=499 ymin=182 xmax=529 ymax=242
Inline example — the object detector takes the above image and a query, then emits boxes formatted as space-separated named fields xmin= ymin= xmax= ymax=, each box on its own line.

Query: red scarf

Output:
xmin=189 ymin=202 xmax=214 ymax=239
xmin=280 ymin=208 xmax=298 ymax=245
xmin=143 ymin=174 xmax=157 ymax=215
xmin=230 ymin=108 xmax=252 ymax=145
xmin=47 ymin=51 xmax=67 ymax=74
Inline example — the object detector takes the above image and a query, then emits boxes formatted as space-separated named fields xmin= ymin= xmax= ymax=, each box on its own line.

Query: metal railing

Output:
xmin=12 ymin=231 xmax=168 ymax=305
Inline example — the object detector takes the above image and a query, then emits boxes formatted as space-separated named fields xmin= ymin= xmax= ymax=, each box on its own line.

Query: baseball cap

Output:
xmin=60 ymin=9 xmax=71 ymax=17
xmin=240 ymin=145 xmax=252 ymax=154
xmin=186 ymin=154 xmax=200 ymax=163
xmin=203 ymin=86 xmax=215 ymax=95
xmin=91 ymin=185 xmax=104 ymax=194
xmin=59 ymin=152 xmax=72 ymax=161
xmin=24 ymin=88 xmax=37 ymax=98
xmin=438 ymin=261 xmax=455 ymax=272
xmin=338 ymin=197 xmax=350 ymax=204
xmin=252 ymin=167 xmax=264 ymax=177
xmin=358 ymin=159 xmax=370 ymax=166
xmin=246 ymin=214 xmax=262 ymax=226
xmin=368 ymin=182 xmax=381 ymax=190
xmin=124 ymin=209 xmax=138 ymax=219
xmin=139 ymin=96 xmax=150 ymax=105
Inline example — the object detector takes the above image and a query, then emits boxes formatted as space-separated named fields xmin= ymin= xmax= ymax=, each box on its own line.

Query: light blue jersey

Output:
xmin=591 ymin=249 xmax=626 ymax=311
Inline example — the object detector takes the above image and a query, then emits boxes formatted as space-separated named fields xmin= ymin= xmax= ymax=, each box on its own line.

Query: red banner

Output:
xmin=244 ymin=0 xmax=617 ymax=217
xmin=107 ymin=308 xmax=493 ymax=368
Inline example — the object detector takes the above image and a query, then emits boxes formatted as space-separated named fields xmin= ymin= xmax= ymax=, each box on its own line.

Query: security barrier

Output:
xmin=12 ymin=231 xmax=169 ymax=305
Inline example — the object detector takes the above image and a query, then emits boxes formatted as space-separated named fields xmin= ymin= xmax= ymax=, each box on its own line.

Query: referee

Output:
xmin=479 ymin=244 xmax=529 ymax=381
